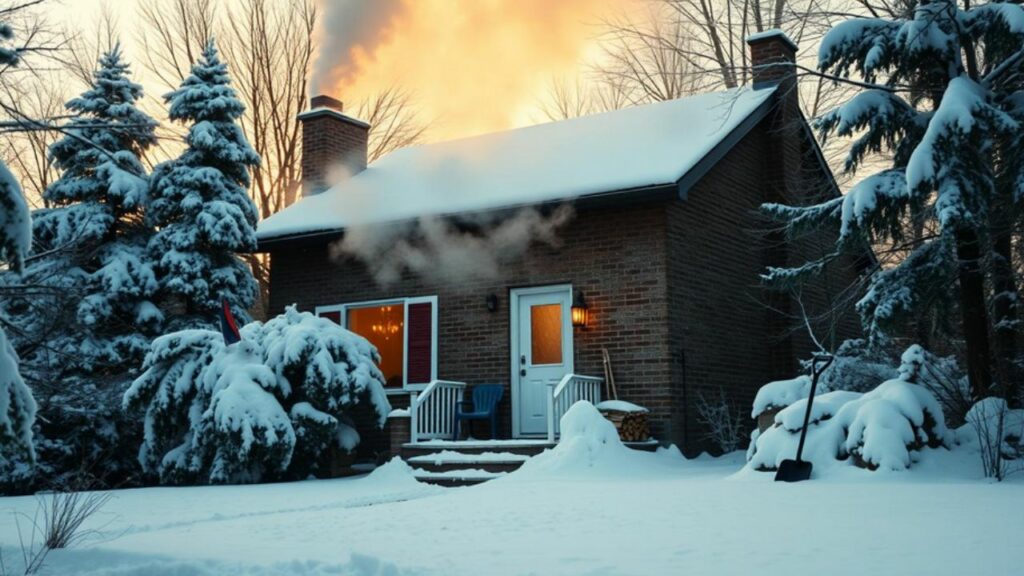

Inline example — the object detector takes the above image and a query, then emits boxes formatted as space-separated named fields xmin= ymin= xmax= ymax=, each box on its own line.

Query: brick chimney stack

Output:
xmin=747 ymin=30 xmax=802 ymax=380
xmin=746 ymin=30 xmax=797 ymax=89
xmin=298 ymin=94 xmax=370 ymax=196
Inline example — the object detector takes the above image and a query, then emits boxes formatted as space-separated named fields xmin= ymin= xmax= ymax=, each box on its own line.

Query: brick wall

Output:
xmin=269 ymin=202 xmax=674 ymax=446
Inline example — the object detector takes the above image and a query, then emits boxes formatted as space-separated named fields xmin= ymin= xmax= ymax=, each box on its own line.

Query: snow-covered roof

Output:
xmin=257 ymin=86 xmax=777 ymax=242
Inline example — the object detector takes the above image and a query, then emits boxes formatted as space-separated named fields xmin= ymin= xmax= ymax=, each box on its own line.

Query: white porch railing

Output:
xmin=409 ymin=380 xmax=467 ymax=442
xmin=546 ymin=374 xmax=603 ymax=441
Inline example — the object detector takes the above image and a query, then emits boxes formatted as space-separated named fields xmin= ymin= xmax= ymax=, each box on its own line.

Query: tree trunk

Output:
xmin=990 ymin=168 xmax=1019 ymax=401
xmin=955 ymin=227 xmax=994 ymax=399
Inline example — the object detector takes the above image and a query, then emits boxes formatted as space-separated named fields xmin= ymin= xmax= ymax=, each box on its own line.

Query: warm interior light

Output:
xmin=347 ymin=304 xmax=405 ymax=387
xmin=571 ymin=291 xmax=589 ymax=328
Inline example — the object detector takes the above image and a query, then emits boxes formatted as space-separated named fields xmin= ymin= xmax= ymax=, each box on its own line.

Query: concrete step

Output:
xmin=407 ymin=450 xmax=530 ymax=474
xmin=401 ymin=440 xmax=554 ymax=460
xmin=412 ymin=467 xmax=508 ymax=487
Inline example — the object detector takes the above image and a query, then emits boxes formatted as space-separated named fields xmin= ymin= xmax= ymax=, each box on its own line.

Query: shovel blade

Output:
xmin=774 ymin=459 xmax=813 ymax=482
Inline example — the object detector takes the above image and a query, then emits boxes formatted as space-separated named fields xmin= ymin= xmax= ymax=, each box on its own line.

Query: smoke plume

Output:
xmin=330 ymin=205 xmax=575 ymax=286
xmin=311 ymin=0 xmax=405 ymax=96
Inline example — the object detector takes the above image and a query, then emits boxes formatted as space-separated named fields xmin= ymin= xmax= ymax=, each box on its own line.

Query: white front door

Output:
xmin=511 ymin=285 xmax=574 ymax=437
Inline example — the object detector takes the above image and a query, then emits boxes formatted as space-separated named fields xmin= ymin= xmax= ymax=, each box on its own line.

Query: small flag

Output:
xmin=220 ymin=298 xmax=242 ymax=345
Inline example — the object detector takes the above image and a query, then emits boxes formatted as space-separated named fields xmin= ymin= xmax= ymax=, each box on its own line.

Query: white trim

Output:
xmin=509 ymin=284 xmax=574 ymax=438
xmin=316 ymin=296 xmax=438 ymax=390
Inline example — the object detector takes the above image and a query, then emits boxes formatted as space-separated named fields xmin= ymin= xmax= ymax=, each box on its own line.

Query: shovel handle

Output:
xmin=794 ymin=354 xmax=834 ymax=463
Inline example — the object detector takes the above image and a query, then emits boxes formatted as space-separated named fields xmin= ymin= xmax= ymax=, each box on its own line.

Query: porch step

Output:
xmin=402 ymin=441 xmax=551 ymax=486
xmin=412 ymin=467 xmax=509 ymax=487
xmin=403 ymin=439 xmax=661 ymax=486
xmin=402 ymin=440 xmax=554 ymax=459
xmin=407 ymin=450 xmax=530 ymax=475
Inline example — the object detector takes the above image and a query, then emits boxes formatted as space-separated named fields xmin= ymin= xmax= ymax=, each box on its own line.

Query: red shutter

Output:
xmin=406 ymin=301 xmax=434 ymax=384
xmin=318 ymin=310 xmax=341 ymax=324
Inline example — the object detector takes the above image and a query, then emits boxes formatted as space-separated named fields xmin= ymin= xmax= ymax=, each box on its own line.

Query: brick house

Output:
xmin=255 ymin=31 xmax=861 ymax=457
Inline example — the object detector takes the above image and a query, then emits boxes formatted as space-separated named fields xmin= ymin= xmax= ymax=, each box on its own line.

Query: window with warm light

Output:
xmin=346 ymin=303 xmax=405 ymax=387
xmin=316 ymin=296 xmax=438 ymax=389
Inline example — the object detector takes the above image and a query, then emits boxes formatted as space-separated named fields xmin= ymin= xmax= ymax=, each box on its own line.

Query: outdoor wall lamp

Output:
xmin=571 ymin=290 xmax=589 ymax=328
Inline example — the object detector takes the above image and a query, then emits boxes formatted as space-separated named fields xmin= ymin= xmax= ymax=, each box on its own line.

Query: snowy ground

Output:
xmin=1 ymin=410 xmax=1023 ymax=575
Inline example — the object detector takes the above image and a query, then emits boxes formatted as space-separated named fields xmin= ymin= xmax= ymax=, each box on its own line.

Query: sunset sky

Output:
xmin=44 ymin=0 xmax=642 ymax=141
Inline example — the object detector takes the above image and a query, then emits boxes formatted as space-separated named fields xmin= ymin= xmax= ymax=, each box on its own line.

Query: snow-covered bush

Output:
xmin=748 ymin=346 xmax=951 ymax=472
xmin=751 ymin=375 xmax=811 ymax=421
xmin=202 ymin=341 xmax=295 ymax=483
xmin=960 ymin=398 xmax=1024 ymax=481
xmin=124 ymin=306 xmax=390 ymax=484
xmin=816 ymin=339 xmax=897 ymax=393
xmin=898 ymin=345 xmax=971 ymax=426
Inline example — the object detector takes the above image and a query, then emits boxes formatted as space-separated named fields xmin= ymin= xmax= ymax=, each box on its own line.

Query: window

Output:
xmin=316 ymin=296 xmax=437 ymax=388
xmin=530 ymin=303 xmax=563 ymax=365
xmin=347 ymin=304 xmax=405 ymax=387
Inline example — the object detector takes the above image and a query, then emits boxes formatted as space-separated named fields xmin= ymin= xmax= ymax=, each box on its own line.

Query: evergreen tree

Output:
xmin=10 ymin=44 xmax=161 ymax=377
xmin=147 ymin=39 xmax=260 ymax=327
xmin=0 ymin=22 xmax=37 ymax=492
xmin=763 ymin=2 xmax=1024 ymax=400
xmin=0 ymin=44 xmax=159 ymax=485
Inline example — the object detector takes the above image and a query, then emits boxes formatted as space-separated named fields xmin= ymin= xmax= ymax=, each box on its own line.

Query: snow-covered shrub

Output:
xmin=0 ymin=327 xmax=37 ymax=491
xmin=816 ymin=339 xmax=897 ymax=393
xmin=898 ymin=345 xmax=971 ymax=426
xmin=751 ymin=375 xmax=811 ymax=421
xmin=124 ymin=306 xmax=390 ymax=484
xmin=124 ymin=329 xmax=223 ymax=482
xmin=747 ymin=346 xmax=951 ymax=472
xmin=747 ymin=391 xmax=857 ymax=471
xmin=836 ymin=379 xmax=950 ymax=470
xmin=961 ymin=398 xmax=1024 ymax=481
xmin=202 ymin=342 xmax=295 ymax=483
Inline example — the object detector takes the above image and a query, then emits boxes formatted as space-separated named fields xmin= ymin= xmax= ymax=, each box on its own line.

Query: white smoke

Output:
xmin=311 ymin=0 xmax=405 ymax=96
xmin=330 ymin=204 xmax=575 ymax=286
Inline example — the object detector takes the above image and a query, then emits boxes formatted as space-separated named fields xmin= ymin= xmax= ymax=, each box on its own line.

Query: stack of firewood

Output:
xmin=600 ymin=409 xmax=650 ymax=442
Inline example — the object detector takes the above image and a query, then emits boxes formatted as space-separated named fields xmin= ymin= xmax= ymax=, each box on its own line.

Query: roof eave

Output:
xmin=254 ymin=183 xmax=678 ymax=252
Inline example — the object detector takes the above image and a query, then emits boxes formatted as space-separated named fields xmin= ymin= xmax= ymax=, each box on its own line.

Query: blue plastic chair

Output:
xmin=452 ymin=384 xmax=504 ymax=440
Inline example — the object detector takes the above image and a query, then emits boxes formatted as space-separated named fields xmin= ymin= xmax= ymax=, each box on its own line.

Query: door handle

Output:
xmin=520 ymin=368 xmax=526 ymax=377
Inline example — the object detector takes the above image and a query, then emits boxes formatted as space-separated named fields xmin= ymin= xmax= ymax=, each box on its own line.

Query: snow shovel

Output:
xmin=774 ymin=354 xmax=834 ymax=483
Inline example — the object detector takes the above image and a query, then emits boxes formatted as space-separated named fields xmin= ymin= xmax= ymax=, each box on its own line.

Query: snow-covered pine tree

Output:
xmin=0 ymin=44 xmax=160 ymax=486
xmin=0 ymin=20 xmax=38 ymax=493
xmin=147 ymin=39 xmax=260 ymax=328
xmin=10 ymin=43 xmax=161 ymax=376
xmin=762 ymin=2 xmax=1024 ymax=400
xmin=0 ymin=162 xmax=38 ymax=492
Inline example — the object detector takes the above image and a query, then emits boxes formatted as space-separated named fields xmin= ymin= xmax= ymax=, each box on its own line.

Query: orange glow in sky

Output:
xmin=315 ymin=0 xmax=633 ymax=140
xmin=44 ymin=0 xmax=638 ymax=142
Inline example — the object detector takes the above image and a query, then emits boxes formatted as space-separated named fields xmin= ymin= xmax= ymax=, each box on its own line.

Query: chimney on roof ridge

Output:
xmin=746 ymin=29 xmax=797 ymax=89
xmin=298 ymin=94 xmax=370 ymax=197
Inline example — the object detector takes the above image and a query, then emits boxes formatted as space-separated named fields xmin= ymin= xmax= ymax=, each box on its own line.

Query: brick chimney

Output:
xmin=746 ymin=30 xmax=797 ymax=89
xmin=298 ymin=94 xmax=370 ymax=196
xmin=747 ymin=30 xmax=801 ymax=380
